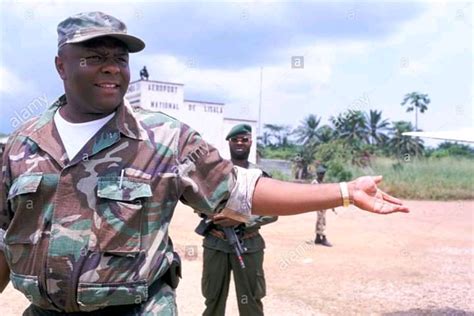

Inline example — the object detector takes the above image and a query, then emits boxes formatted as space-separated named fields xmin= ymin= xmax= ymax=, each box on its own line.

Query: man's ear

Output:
xmin=55 ymin=55 xmax=67 ymax=80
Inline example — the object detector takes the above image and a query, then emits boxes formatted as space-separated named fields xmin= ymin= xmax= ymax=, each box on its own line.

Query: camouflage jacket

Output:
xmin=0 ymin=95 xmax=261 ymax=314
xmin=202 ymin=163 xmax=277 ymax=253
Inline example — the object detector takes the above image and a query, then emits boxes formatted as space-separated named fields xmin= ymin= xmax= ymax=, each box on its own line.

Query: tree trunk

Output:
xmin=415 ymin=106 xmax=418 ymax=131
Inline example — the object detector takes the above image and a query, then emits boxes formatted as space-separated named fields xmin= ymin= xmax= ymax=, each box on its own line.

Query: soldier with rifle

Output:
xmin=196 ymin=124 xmax=277 ymax=316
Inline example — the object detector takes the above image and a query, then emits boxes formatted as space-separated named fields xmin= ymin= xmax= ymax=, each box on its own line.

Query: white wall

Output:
xmin=125 ymin=80 xmax=257 ymax=163
xmin=182 ymin=101 xmax=225 ymax=154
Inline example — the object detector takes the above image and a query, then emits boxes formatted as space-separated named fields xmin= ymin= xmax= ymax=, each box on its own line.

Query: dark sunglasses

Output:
xmin=230 ymin=137 xmax=250 ymax=143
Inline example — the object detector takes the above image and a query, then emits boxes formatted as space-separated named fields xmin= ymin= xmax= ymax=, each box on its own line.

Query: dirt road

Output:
xmin=1 ymin=200 xmax=473 ymax=315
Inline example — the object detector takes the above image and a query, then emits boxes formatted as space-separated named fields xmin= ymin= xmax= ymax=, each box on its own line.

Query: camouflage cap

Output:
xmin=57 ymin=11 xmax=145 ymax=52
xmin=226 ymin=124 xmax=252 ymax=140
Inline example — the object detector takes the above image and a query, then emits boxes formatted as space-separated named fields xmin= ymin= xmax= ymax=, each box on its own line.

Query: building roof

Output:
xmin=129 ymin=79 xmax=184 ymax=86
xmin=223 ymin=117 xmax=257 ymax=123
xmin=184 ymin=99 xmax=224 ymax=106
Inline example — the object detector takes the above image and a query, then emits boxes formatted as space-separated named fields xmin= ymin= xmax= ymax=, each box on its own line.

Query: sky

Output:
xmin=0 ymin=0 xmax=472 ymax=147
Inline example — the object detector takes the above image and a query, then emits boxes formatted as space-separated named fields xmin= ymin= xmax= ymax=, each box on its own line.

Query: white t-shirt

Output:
xmin=54 ymin=110 xmax=116 ymax=160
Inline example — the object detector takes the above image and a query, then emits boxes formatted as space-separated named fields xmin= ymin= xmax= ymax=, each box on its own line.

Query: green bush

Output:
xmin=268 ymin=170 xmax=291 ymax=181
xmin=261 ymin=146 xmax=298 ymax=160
xmin=314 ymin=140 xmax=353 ymax=182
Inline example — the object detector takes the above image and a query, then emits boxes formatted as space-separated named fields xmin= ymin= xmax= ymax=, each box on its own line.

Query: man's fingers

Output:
xmin=383 ymin=205 xmax=410 ymax=214
xmin=371 ymin=194 xmax=410 ymax=214
xmin=372 ymin=175 xmax=383 ymax=185
xmin=380 ymin=189 xmax=403 ymax=205
xmin=380 ymin=200 xmax=410 ymax=214
xmin=381 ymin=191 xmax=410 ymax=212
xmin=213 ymin=218 xmax=228 ymax=225
xmin=212 ymin=214 xmax=224 ymax=220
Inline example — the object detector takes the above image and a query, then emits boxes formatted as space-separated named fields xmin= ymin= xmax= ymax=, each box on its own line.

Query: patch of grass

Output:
xmin=268 ymin=169 xmax=292 ymax=181
xmin=349 ymin=157 xmax=474 ymax=200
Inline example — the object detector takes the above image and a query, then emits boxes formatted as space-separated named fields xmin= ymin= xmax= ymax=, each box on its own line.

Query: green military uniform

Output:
xmin=201 ymin=156 xmax=277 ymax=316
xmin=0 ymin=13 xmax=266 ymax=315
xmin=0 ymin=93 xmax=262 ymax=315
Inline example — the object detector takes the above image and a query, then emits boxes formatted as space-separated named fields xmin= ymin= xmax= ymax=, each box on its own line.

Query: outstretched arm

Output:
xmin=252 ymin=175 xmax=409 ymax=216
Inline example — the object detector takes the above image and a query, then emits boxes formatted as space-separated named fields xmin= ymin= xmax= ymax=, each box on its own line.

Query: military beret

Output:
xmin=225 ymin=124 xmax=252 ymax=140
xmin=57 ymin=11 xmax=145 ymax=53
xmin=316 ymin=165 xmax=327 ymax=174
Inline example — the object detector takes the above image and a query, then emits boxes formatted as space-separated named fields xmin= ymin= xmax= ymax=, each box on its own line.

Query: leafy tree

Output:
xmin=293 ymin=114 xmax=322 ymax=145
xmin=292 ymin=140 xmax=319 ymax=180
xmin=388 ymin=120 xmax=424 ymax=158
xmin=317 ymin=125 xmax=334 ymax=144
xmin=314 ymin=140 xmax=353 ymax=181
xmin=365 ymin=109 xmax=390 ymax=146
xmin=258 ymin=131 xmax=272 ymax=147
xmin=401 ymin=92 xmax=430 ymax=131
xmin=330 ymin=110 xmax=368 ymax=144
xmin=263 ymin=124 xmax=291 ymax=147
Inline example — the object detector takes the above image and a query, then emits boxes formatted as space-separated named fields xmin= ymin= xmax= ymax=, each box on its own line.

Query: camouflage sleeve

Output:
xmin=224 ymin=166 xmax=261 ymax=219
xmin=245 ymin=214 xmax=278 ymax=229
xmin=177 ymin=126 xmax=261 ymax=219
xmin=176 ymin=125 xmax=235 ymax=214
xmin=0 ymin=136 xmax=14 ymax=252
xmin=0 ymin=229 xmax=4 ymax=253
xmin=241 ymin=165 xmax=277 ymax=227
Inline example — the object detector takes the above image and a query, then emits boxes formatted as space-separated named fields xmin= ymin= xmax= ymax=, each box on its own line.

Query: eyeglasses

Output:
xmin=230 ymin=137 xmax=250 ymax=143
xmin=80 ymin=54 xmax=129 ymax=68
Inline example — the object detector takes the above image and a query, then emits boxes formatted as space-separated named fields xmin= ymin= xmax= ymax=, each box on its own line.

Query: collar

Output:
xmin=21 ymin=94 xmax=148 ymax=141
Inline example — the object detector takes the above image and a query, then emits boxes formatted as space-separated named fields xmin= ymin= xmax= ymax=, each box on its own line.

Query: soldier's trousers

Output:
xmin=315 ymin=209 xmax=327 ymax=235
xmin=201 ymin=247 xmax=266 ymax=316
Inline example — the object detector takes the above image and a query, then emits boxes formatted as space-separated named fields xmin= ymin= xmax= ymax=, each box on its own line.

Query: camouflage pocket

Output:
xmin=10 ymin=271 xmax=50 ymax=308
xmin=96 ymin=177 xmax=152 ymax=255
xmin=77 ymin=280 xmax=148 ymax=310
xmin=5 ymin=173 xmax=43 ymax=244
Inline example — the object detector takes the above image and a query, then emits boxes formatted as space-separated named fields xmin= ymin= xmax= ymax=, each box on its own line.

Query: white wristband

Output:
xmin=339 ymin=182 xmax=350 ymax=207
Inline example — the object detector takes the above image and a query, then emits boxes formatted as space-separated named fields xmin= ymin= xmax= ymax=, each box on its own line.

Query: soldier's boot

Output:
xmin=315 ymin=234 xmax=332 ymax=247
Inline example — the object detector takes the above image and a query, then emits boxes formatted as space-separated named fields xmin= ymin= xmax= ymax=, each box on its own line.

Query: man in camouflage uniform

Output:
xmin=0 ymin=10 xmax=410 ymax=316
xmin=0 ymin=12 xmax=262 ymax=315
xmin=312 ymin=166 xmax=334 ymax=247
xmin=200 ymin=124 xmax=277 ymax=316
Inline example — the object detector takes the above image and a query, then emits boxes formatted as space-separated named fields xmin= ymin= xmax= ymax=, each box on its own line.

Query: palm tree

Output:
xmin=263 ymin=124 xmax=290 ymax=146
xmin=293 ymin=114 xmax=322 ymax=145
xmin=401 ymin=92 xmax=430 ymax=131
xmin=317 ymin=125 xmax=334 ymax=144
xmin=330 ymin=110 xmax=368 ymax=144
xmin=365 ymin=110 xmax=390 ymax=146
xmin=388 ymin=121 xmax=424 ymax=157
xmin=259 ymin=131 xmax=271 ymax=147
